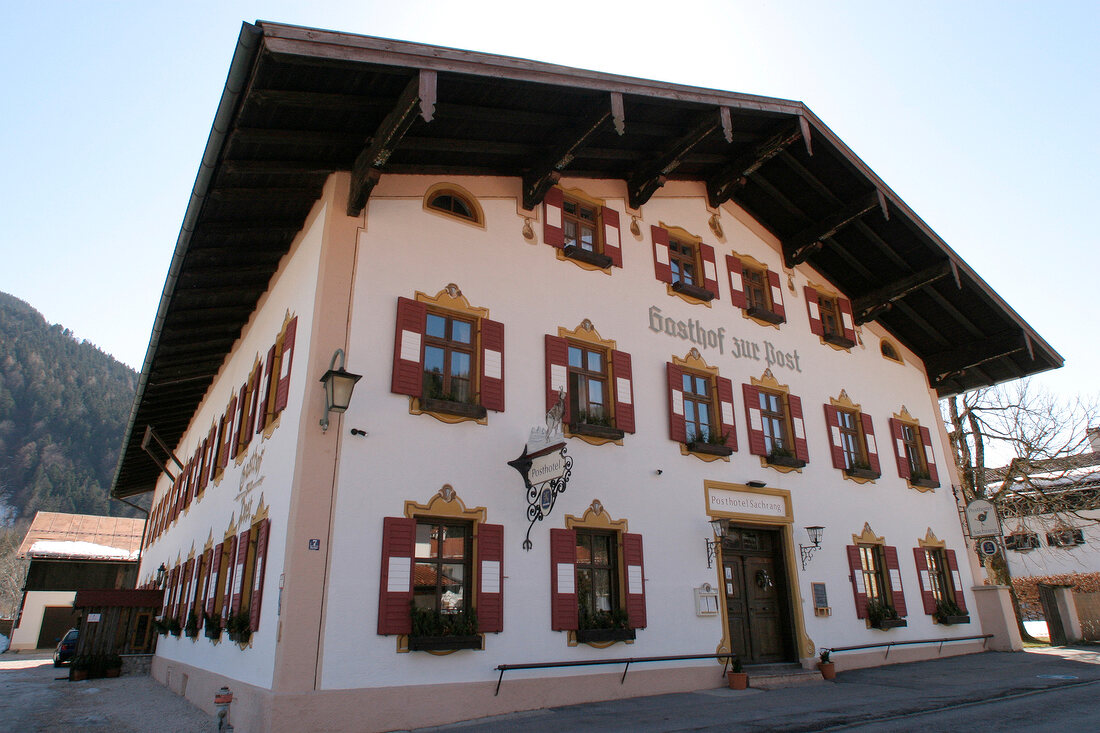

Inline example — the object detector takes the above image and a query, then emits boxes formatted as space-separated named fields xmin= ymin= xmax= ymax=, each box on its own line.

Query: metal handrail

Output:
xmin=826 ymin=633 xmax=993 ymax=659
xmin=493 ymin=652 xmax=735 ymax=695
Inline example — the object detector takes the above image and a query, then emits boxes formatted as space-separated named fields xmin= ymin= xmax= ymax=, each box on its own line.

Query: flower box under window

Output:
xmin=563 ymin=244 xmax=613 ymax=269
xmin=687 ymin=441 xmax=734 ymax=457
xmin=871 ymin=618 xmax=907 ymax=630
xmin=767 ymin=452 xmax=806 ymax=469
xmin=746 ymin=305 xmax=783 ymax=324
xmin=910 ymin=476 xmax=939 ymax=489
xmin=823 ymin=333 xmax=856 ymax=349
xmin=408 ymin=635 xmax=482 ymax=651
xmin=570 ymin=422 xmax=625 ymax=440
xmin=672 ymin=281 xmax=715 ymax=302
xmin=420 ymin=397 xmax=487 ymax=419
xmin=845 ymin=466 xmax=881 ymax=480
xmin=576 ymin=628 xmax=636 ymax=644
xmin=937 ymin=615 xmax=970 ymax=626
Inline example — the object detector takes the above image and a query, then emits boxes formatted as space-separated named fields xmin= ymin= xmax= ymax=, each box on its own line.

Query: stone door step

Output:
xmin=745 ymin=664 xmax=826 ymax=690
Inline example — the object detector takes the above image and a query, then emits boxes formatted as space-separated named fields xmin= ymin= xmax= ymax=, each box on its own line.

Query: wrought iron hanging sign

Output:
xmin=508 ymin=390 xmax=573 ymax=550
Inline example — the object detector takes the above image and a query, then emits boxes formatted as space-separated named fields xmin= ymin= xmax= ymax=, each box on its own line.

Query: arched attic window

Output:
xmin=880 ymin=339 xmax=903 ymax=364
xmin=424 ymin=184 xmax=484 ymax=226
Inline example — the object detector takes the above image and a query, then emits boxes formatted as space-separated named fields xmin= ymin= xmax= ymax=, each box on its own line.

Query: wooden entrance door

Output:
xmin=721 ymin=526 xmax=793 ymax=664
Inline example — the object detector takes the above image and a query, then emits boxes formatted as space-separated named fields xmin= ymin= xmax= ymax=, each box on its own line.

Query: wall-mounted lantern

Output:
xmin=156 ymin=563 xmax=168 ymax=588
xmin=319 ymin=348 xmax=362 ymax=432
xmin=799 ymin=525 xmax=825 ymax=571
xmin=705 ymin=517 xmax=730 ymax=569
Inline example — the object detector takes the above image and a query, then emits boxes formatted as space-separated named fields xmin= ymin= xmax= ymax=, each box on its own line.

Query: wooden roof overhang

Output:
xmin=111 ymin=21 xmax=1061 ymax=498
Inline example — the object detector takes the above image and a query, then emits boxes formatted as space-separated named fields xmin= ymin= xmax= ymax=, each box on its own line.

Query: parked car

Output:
xmin=53 ymin=628 xmax=78 ymax=667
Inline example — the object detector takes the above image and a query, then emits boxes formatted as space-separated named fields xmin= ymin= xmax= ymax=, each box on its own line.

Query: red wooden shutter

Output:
xmin=206 ymin=543 xmax=222 ymax=616
xmin=919 ymin=425 xmax=940 ymax=485
xmin=549 ymin=528 xmax=578 ymax=631
xmin=391 ymin=297 xmax=427 ymax=397
xmin=601 ymin=206 xmax=622 ymax=268
xmin=165 ymin=566 xmax=179 ymax=617
xmin=545 ymin=335 xmax=571 ymax=424
xmin=824 ymin=404 xmax=846 ymax=469
xmin=839 ymin=297 xmax=857 ymax=343
xmin=946 ymin=549 xmax=968 ymax=613
xmin=913 ymin=548 xmax=937 ymax=615
xmin=742 ymin=384 xmax=766 ymax=456
xmin=231 ymin=528 xmax=250 ymax=615
xmin=699 ymin=243 xmax=720 ymax=300
xmin=804 ymin=286 xmax=824 ymax=336
xmin=221 ymin=535 xmax=237 ymax=620
xmin=861 ymin=413 xmax=881 ymax=475
xmin=715 ymin=376 xmax=738 ymax=451
xmin=250 ymin=518 xmax=270 ymax=631
xmin=274 ymin=316 xmax=297 ymax=414
xmin=846 ymin=546 xmax=869 ymax=619
xmin=650 ymin=225 xmax=672 ymax=283
xmin=726 ymin=255 xmax=746 ymax=309
xmin=767 ymin=270 xmax=786 ymax=321
xmin=788 ymin=394 xmax=809 ymax=463
xmin=884 ymin=545 xmax=907 ymax=617
xmin=611 ymin=350 xmax=635 ymax=434
xmin=192 ymin=447 xmax=204 ymax=498
xmin=231 ymin=384 xmax=247 ymax=459
xmin=476 ymin=523 xmax=504 ymax=633
xmin=666 ymin=363 xmax=687 ymax=443
xmin=179 ymin=558 xmax=193 ymax=619
xmin=203 ymin=425 xmax=216 ymax=486
xmin=221 ymin=397 xmax=236 ymax=469
xmin=622 ymin=532 xmax=647 ymax=629
xmin=378 ymin=516 xmax=416 ymax=635
xmin=182 ymin=460 xmax=194 ymax=509
xmin=258 ymin=344 xmax=276 ymax=434
xmin=190 ymin=555 xmax=203 ymax=615
xmin=543 ymin=187 xmax=565 ymax=247
xmin=480 ymin=318 xmax=505 ymax=412
xmin=889 ymin=418 xmax=910 ymax=479
xmin=247 ymin=363 xmax=262 ymax=437
xmin=170 ymin=474 xmax=181 ymax=522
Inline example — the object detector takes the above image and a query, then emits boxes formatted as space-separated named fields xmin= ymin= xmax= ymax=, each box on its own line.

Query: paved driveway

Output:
xmin=0 ymin=653 xmax=211 ymax=732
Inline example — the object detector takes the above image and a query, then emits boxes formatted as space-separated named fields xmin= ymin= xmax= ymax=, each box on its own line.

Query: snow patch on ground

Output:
xmin=28 ymin=540 xmax=138 ymax=560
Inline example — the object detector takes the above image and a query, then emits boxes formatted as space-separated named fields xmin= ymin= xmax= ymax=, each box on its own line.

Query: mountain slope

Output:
xmin=0 ymin=291 xmax=140 ymax=522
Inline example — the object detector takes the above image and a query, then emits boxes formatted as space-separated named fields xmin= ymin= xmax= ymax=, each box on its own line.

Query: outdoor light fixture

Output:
xmin=319 ymin=348 xmax=362 ymax=432
xmin=705 ymin=518 xmax=730 ymax=569
xmin=156 ymin=563 xmax=168 ymax=588
xmin=799 ymin=526 xmax=825 ymax=571
xmin=745 ymin=480 xmax=767 ymax=488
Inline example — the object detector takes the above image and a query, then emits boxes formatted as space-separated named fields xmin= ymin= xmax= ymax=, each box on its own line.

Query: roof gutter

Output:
xmin=110 ymin=22 xmax=264 ymax=499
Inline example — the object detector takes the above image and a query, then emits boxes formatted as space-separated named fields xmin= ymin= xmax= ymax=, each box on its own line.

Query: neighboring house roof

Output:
xmin=111 ymin=22 xmax=1061 ymax=498
xmin=987 ymin=452 xmax=1100 ymax=519
xmin=17 ymin=511 xmax=144 ymax=560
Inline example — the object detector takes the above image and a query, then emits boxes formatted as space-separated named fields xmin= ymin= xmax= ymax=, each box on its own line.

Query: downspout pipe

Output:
xmin=110 ymin=22 xmax=264 ymax=499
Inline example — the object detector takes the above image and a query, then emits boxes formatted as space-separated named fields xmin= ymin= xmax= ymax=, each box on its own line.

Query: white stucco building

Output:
xmin=110 ymin=23 xmax=1062 ymax=732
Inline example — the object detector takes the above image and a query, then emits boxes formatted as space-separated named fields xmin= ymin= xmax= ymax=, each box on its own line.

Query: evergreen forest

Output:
xmin=0 ymin=291 xmax=142 ymax=525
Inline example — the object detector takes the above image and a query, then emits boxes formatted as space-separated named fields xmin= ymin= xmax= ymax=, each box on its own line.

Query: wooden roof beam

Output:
xmin=522 ymin=92 xmax=623 ymax=211
xmin=851 ymin=262 xmax=953 ymax=325
xmin=347 ymin=70 xmax=437 ymax=216
xmin=626 ymin=107 xmax=730 ymax=209
xmin=783 ymin=189 xmax=888 ymax=268
xmin=925 ymin=330 xmax=1028 ymax=381
xmin=706 ymin=120 xmax=803 ymax=208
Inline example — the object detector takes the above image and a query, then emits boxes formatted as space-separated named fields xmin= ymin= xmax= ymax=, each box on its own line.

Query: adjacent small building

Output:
xmin=10 ymin=512 xmax=143 ymax=651
xmin=109 ymin=22 xmax=1062 ymax=732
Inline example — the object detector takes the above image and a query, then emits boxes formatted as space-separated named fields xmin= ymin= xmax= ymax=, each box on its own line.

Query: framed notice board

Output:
xmin=811 ymin=582 xmax=831 ymax=616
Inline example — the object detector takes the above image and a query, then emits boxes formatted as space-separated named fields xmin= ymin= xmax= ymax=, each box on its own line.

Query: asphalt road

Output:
xmin=414 ymin=646 xmax=1100 ymax=733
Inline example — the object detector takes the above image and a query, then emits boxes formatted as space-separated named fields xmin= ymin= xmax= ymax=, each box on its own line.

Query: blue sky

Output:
xmin=1 ymin=1 xmax=1096 ymax=406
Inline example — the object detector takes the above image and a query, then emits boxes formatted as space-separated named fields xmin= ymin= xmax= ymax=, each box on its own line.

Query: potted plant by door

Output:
xmin=817 ymin=648 xmax=836 ymax=680
xmin=69 ymin=655 xmax=92 ymax=682
xmin=407 ymin=606 xmax=481 ymax=651
xmin=727 ymin=656 xmax=748 ymax=690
